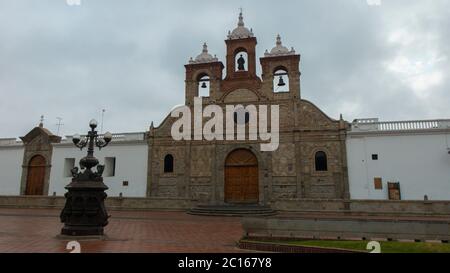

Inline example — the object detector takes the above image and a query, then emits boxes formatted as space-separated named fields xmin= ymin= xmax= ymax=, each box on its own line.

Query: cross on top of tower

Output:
xmin=238 ymin=8 xmax=244 ymax=27
xmin=39 ymin=115 xmax=44 ymax=128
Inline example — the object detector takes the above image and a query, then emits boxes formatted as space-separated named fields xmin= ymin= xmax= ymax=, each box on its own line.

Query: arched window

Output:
xmin=273 ymin=68 xmax=289 ymax=92
xmin=198 ymin=74 xmax=210 ymax=97
xmin=315 ymin=151 xmax=328 ymax=172
xmin=235 ymin=51 xmax=248 ymax=71
xmin=164 ymin=154 xmax=174 ymax=173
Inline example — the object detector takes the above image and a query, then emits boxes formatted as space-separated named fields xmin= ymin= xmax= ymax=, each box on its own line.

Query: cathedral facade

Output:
xmin=146 ymin=12 xmax=350 ymax=205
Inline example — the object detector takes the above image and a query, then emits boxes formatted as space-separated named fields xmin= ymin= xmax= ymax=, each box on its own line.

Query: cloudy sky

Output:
xmin=0 ymin=0 xmax=449 ymax=138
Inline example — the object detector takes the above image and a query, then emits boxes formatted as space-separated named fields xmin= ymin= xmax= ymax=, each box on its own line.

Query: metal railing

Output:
xmin=64 ymin=132 xmax=146 ymax=143
xmin=109 ymin=132 xmax=146 ymax=141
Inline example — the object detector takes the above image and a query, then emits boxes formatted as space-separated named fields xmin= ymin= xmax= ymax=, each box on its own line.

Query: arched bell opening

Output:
xmin=197 ymin=74 xmax=211 ymax=97
xmin=273 ymin=67 xmax=289 ymax=93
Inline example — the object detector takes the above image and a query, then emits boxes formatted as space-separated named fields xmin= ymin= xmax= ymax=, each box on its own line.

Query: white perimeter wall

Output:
xmin=49 ymin=143 xmax=148 ymax=197
xmin=0 ymin=146 xmax=24 ymax=195
xmin=347 ymin=133 xmax=450 ymax=200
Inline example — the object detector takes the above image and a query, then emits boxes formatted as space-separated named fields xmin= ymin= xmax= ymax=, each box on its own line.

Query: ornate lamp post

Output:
xmin=60 ymin=119 xmax=113 ymax=236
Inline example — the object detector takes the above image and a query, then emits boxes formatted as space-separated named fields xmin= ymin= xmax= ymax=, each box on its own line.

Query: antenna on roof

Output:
xmin=100 ymin=109 xmax=106 ymax=134
xmin=56 ymin=117 xmax=64 ymax=136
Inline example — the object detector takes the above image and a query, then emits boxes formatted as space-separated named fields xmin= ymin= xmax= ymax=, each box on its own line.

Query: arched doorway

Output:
xmin=224 ymin=149 xmax=258 ymax=204
xmin=25 ymin=155 xmax=46 ymax=195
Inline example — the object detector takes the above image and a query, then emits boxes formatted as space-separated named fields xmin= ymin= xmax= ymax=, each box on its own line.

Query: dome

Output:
xmin=227 ymin=11 xmax=254 ymax=40
xmin=189 ymin=43 xmax=218 ymax=64
xmin=264 ymin=35 xmax=296 ymax=57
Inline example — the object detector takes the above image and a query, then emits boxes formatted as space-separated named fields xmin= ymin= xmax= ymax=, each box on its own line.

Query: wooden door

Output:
xmin=388 ymin=182 xmax=401 ymax=200
xmin=25 ymin=155 xmax=46 ymax=195
xmin=225 ymin=149 xmax=258 ymax=204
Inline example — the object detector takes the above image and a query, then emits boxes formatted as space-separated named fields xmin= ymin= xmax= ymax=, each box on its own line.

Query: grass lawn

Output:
xmin=241 ymin=238 xmax=450 ymax=253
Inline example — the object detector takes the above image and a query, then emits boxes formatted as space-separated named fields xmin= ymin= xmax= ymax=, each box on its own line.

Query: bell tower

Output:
xmin=185 ymin=43 xmax=224 ymax=105
xmin=222 ymin=11 xmax=261 ymax=93
xmin=260 ymin=34 xmax=301 ymax=99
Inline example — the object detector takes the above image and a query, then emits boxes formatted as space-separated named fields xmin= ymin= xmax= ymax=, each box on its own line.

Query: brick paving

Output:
xmin=0 ymin=208 xmax=245 ymax=253
xmin=1 ymin=207 xmax=448 ymax=253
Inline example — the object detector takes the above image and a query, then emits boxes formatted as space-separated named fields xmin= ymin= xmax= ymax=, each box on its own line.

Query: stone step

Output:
xmin=188 ymin=205 xmax=278 ymax=217
xmin=189 ymin=209 xmax=276 ymax=215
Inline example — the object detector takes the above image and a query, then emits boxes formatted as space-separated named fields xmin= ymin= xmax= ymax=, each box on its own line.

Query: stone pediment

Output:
xmin=223 ymin=88 xmax=260 ymax=103
xmin=20 ymin=126 xmax=61 ymax=144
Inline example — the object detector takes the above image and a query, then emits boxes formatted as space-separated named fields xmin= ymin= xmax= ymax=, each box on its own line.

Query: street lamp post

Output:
xmin=60 ymin=119 xmax=113 ymax=236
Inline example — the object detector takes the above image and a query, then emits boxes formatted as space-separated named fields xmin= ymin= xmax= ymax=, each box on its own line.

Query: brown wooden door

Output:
xmin=25 ymin=155 xmax=46 ymax=195
xmin=225 ymin=149 xmax=258 ymax=204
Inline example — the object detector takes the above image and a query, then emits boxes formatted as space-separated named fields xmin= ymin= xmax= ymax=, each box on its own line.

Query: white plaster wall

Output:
xmin=0 ymin=146 xmax=24 ymax=195
xmin=49 ymin=143 xmax=148 ymax=197
xmin=347 ymin=133 xmax=450 ymax=200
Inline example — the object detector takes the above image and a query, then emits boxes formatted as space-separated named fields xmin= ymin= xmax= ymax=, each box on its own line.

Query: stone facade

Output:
xmin=147 ymin=14 xmax=350 ymax=205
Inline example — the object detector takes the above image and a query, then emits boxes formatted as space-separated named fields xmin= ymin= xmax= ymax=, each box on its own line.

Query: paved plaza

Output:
xmin=1 ymin=207 xmax=449 ymax=253
xmin=0 ymin=208 xmax=245 ymax=253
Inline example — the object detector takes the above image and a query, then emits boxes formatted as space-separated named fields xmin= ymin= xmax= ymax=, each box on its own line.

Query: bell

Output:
xmin=277 ymin=76 xmax=286 ymax=87
xmin=201 ymin=82 xmax=207 ymax=88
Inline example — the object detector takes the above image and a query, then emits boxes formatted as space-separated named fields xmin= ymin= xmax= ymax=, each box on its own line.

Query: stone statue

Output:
xmin=237 ymin=54 xmax=246 ymax=70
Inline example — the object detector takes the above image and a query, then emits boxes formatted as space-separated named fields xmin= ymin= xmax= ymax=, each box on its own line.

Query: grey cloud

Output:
xmin=0 ymin=0 xmax=449 ymax=138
